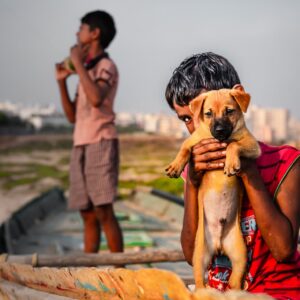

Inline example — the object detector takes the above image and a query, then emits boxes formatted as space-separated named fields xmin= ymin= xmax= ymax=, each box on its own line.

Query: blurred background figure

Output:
xmin=55 ymin=10 xmax=123 ymax=254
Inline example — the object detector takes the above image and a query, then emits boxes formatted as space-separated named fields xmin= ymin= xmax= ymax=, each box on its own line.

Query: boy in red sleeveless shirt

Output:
xmin=55 ymin=11 xmax=123 ymax=254
xmin=165 ymin=52 xmax=300 ymax=299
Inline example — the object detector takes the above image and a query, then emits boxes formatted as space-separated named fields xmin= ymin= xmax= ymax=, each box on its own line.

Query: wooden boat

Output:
xmin=0 ymin=188 xmax=275 ymax=299
xmin=0 ymin=187 xmax=192 ymax=299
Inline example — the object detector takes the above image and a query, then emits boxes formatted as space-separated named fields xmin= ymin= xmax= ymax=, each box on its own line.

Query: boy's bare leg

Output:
xmin=80 ymin=208 xmax=101 ymax=253
xmin=95 ymin=204 xmax=124 ymax=253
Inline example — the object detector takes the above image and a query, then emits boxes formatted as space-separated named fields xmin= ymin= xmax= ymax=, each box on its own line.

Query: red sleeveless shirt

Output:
xmin=183 ymin=142 xmax=300 ymax=299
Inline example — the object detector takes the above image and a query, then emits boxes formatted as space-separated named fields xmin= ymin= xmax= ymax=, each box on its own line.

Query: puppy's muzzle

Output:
xmin=211 ymin=119 xmax=233 ymax=142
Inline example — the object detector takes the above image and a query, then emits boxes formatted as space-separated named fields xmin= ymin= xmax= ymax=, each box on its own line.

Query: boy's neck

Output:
xmin=88 ymin=42 xmax=104 ymax=59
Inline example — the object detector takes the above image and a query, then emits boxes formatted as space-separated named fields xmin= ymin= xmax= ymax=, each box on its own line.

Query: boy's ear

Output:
xmin=92 ymin=28 xmax=101 ymax=40
xmin=230 ymin=85 xmax=251 ymax=113
xmin=189 ymin=92 xmax=208 ymax=128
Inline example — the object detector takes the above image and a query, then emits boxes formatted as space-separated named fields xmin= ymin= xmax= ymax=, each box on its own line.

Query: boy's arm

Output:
xmin=239 ymin=159 xmax=300 ymax=262
xmin=55 ymin=64 xmax=76 ymax=123
xmin=71 ymin=46 xmax=109 ymax=107
xmin=181 ymin=172 xmax=199 ymax=265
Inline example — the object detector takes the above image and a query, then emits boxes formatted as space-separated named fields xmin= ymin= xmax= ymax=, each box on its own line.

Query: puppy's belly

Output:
xmin=200 ymin=171 xmax=241 ymax=252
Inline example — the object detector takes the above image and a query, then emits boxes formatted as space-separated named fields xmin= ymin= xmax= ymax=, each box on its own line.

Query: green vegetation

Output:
xmin=148 ymin=177 xmax=183 ymax=196
xmin=0 ymin=134 xmax=185 ymax=197
xmin=0 ymin=171 xmax=11 ymax=178
xmin=0 ymin=139 xmax=73 ymax=155
xmin=3 ymin=177 xmax=37 ymax=190
xmin=0 ymin=162 xmax=69 ymax=190
xmin=58 ymin=156 xmax=70 ymax=165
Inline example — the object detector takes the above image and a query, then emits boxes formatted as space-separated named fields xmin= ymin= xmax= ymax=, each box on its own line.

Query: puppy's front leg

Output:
xmin=166 ymin=128 xmax=204 ymax=178
xmin=224 ymin=142 xmax=241 ymax=176
xmin=224 ymin=135 xmax=261 ymax=176
xmin=239 ymin=135 xmax=261 ymax=159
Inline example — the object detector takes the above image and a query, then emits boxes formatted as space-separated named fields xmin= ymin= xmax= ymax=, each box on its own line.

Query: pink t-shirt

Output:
xmin=73 ymin=57 xmax=118 ymax=146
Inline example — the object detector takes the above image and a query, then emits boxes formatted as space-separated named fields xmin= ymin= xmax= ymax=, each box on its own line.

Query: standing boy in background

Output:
xmin=55 ymin=10 xmax=123 ymax=254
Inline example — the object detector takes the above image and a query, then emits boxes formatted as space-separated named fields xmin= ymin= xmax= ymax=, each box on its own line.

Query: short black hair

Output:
xmin=81 ymin=10 xmax=116 ymax=49
xmin=165 ymin=52 xmax=241 ymax=109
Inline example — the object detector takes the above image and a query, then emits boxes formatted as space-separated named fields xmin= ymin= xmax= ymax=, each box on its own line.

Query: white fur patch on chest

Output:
xmin=202 ymin=186 xmax=240 ymax=251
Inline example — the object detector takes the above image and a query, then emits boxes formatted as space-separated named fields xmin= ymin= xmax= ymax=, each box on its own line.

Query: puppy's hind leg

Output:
xmin=193 ymin=232 xmax=212 ymax=289
xmin=222 ymin=218 xmax=247 ymax=290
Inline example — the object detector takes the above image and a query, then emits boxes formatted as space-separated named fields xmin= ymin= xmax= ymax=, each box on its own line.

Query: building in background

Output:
xmin=1 ymin=100 xmax=299 ymax=143
xmin=246 ymin=105 xmax=290 ymax=143
xmin=0 ymin=100 xmax=71 ymax=132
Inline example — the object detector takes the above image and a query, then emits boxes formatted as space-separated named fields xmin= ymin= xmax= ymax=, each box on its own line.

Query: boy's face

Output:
xmin=77 ymin=23 xmax=96 ymax=45
xmin=173 ymin=102 xmax=195 ymax=134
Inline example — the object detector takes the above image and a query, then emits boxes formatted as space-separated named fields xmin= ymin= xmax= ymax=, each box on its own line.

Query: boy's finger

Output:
xmin=199 ymin=138 xmax=219 ymax=145
xmin=193 ymin=151 xmax=226 ymax=162
xmin=193 ymin=142 xmax=227 ymax=154
xmin=194 ymin=161 xmax=224 ymax=172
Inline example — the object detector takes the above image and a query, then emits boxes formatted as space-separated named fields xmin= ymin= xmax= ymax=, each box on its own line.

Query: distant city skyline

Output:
xmin=1 ymin=99 xmax=299 ymax=144
xmin=0 ymin=0 xmax=300 ymax=119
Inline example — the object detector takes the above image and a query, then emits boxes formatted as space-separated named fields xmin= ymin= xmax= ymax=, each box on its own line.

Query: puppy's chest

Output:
xmin=200 ymin=171 xmax=241 ymax=228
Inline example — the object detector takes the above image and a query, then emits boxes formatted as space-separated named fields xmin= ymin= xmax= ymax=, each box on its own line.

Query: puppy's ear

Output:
xmin=230 ymin=86 xmax=251 ymax=113
xmin=189 ymin=93 xmax=208 ymax=128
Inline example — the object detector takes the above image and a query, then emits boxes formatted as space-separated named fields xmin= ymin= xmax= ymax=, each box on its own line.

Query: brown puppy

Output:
xmin=166 ymin=86 xmax=261 ymax=290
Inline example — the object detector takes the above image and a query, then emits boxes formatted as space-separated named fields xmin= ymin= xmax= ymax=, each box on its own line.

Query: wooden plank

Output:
xmin=0 ymin=262 xmax=192 ymax=300
xmin=0 ymin=279 xmax=73 ymax=300
xmin=2 ymin=249 xmax=185 ymax=267
xmin=0 ymin=262 xmax=275 ymax=300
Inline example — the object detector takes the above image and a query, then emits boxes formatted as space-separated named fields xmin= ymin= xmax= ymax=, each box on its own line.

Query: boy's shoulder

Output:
xmin=258 ymin=142 xmax=300 ymax=160
xmin=94 ymin=56 xmax=118 ymax=76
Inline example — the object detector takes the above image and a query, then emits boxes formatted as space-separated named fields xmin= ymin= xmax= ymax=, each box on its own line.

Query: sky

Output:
xmin=1 ymin=0 xmax=300 ymax=119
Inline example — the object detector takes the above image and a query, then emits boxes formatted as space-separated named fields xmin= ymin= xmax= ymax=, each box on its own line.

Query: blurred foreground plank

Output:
xmin=0 ymin=262 xmax=191 ymax=300
xmin=0 ymin=279 xmax=73 ymax=300
xmin=0 ymin=262 xmax=275 ymax=300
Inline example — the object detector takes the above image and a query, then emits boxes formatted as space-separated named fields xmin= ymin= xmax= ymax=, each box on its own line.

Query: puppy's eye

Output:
xmin=226 ymin=108 xmax=235 ymax=115
xmin=204 ymin=111 xmax=212 ymax=118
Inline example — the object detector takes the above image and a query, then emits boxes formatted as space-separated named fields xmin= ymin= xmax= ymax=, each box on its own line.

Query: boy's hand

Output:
xmin=70 ymin=44 xmax=89 ymax=69
xmin=189 ymin=138 xmax=227 ymax=185
xmin=55 ymin=63 xmax=72 ymax=81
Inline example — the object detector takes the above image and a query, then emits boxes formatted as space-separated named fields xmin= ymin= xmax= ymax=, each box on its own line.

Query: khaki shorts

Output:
xmin=68 ymin=139 xmax=119 ymax=210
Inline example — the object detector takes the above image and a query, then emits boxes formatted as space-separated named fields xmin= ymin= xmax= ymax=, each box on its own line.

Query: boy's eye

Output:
xmin=204 ymin=111 xmax=212 ymax=117
xmin=180 ymin=116 xmax=192 ymax=123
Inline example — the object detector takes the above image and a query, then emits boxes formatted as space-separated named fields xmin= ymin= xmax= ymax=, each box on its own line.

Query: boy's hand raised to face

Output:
xmin=188 ymin=138 xmax=227 ymax=185
xmin=55 ymin=63 xmax=72 ymax=81
xmin=70 ymin=44 xmax=89 ymax=69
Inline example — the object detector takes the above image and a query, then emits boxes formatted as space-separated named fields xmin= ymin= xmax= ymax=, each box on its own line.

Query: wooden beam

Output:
xmin=0 ymin=263 xmax=192 ymax=300
xmin=0 ymin=262 xmax=275 ymax=300
xmin=1 ymin=249 xmax=185 ymax=267
xmin=0 ymin=279 xmax=73 ymax=300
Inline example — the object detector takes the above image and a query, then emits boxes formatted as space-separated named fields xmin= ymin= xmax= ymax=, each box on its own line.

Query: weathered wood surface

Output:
xmin=0 ymin=262 xmax=192 ymax=300
xmin=0 ymin=249 xmax=185 ymax=267
xmin=0 ymin=262 xmax=275 ymax=300
xmin=0 ymin=279 xmax=73 ymax=300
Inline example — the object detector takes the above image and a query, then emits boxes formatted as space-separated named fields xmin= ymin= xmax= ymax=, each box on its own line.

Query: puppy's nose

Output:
xmin=212 ymin=120 xmax=233 ymax=141
xmin=215 ymin=125 xmax=225 ymax=135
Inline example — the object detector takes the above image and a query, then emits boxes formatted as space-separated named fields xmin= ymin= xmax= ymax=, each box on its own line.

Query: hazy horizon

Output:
xmin=1 ymin=0 xmax=300 ymax=119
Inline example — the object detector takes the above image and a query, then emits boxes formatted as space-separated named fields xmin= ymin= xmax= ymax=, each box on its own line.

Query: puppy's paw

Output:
xmin=224 ymin=157 xmax=241 ymax=176
xmin=165 ymin=161 xmax=184 ymax=178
